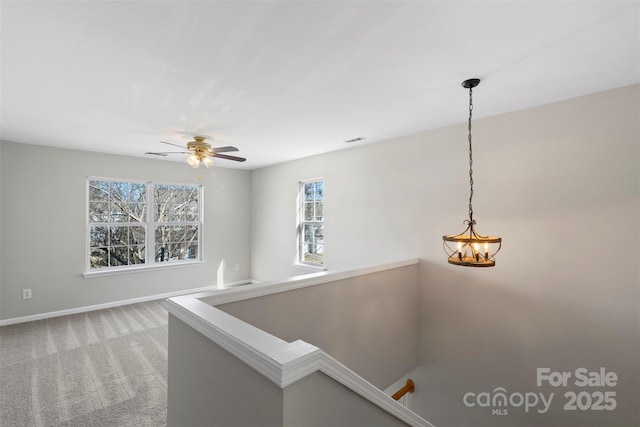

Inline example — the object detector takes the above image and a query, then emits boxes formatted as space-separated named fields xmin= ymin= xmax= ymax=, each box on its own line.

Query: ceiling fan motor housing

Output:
xmin=187 ymin=136 xmax=211 ymax=152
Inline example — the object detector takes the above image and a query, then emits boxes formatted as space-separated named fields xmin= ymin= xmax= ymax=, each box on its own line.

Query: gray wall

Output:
xmin=249 ymin=85 xmax=640 ymax=427
xmin=414 ymin=86 xmax=640 ymax=427
xmin=283 ymin=371 xmax=408 ymax=427
xmin=167 ymin=314 xmax=284 ymax=427
xmin=0 ymin=142 xmax=251 ymax=320
xmin=0 ymin=142 xmax=3 ymax=308
xmin=218 ymin=264 xmax=419 ymax=389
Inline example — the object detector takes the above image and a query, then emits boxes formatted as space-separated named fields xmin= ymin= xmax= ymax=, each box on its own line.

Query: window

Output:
xmin=298 ymin=179 xmax=324 ymax=266
xmin=87 ymin=178 xmax=202 ymax=273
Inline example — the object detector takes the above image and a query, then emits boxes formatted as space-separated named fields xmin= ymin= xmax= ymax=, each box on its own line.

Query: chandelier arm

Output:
xmin=443 ymin=240 xmax=453 ymax=256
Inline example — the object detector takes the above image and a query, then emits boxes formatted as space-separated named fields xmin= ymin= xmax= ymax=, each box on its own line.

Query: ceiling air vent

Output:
xmin=344 ymin=137 xmax=365 ymax=143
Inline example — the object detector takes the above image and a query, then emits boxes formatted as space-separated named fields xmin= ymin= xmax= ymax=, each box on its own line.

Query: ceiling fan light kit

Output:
xmin=186 ymin=137 xmax=216 ymax=168
xmin=442 ymin=78 xmax=502 ymax=267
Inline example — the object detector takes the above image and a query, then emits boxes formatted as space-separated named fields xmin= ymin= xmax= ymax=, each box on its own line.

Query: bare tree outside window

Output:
xmin=88 ymin=179 xmax=201 ymax=271
xmin=154 ymin=184 xmax=200 ymax=263
xmin=298 ymin=179 xmax=324 ymax=266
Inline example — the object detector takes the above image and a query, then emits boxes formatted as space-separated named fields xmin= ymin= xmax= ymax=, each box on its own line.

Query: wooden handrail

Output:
xmin=392 ymin=379 xmax=415 ymax=401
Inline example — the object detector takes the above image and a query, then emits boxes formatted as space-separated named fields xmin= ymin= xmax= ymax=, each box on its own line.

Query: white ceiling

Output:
xmin=1 ymin=1 xmax=638 ymax=170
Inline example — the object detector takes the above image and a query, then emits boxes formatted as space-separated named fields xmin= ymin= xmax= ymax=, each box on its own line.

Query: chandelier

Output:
xmin=442 ymin=78 xmax=502 ymax=267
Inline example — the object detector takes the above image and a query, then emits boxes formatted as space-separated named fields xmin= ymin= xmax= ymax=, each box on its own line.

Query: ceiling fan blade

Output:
xmin=211 ymin=146 xmax=239 ymax=153
xmin=146 ymin=151 xmax=189 ymax=155
xmin=212 ymin=153 xmax=246 ymax=162
xmin=160 ymin=141 xmax=188 ymax=149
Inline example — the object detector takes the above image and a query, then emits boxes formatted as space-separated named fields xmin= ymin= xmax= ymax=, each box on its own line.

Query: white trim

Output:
xmin=166 ymin=296 xmax=319 ymax=386
xmin=164 ymin=259 xmax=435 ymax=427
xmin=292 ymin=262 xmax=326 ymax=272
xmin=82 ymin=260 xmax=207 ymax=278
xmin=190 ymin=258 xmax=417 ymax=305
xmin=223 ymin=279 xmax=259 ymax=288
xmin=0 ymin=282 xmax=220 ymax=326
xmin=298 ymin=176 xmax=324 ymax=184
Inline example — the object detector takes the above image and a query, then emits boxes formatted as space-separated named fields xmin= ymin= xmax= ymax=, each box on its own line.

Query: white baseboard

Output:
xmin=0 ymin=280 xmax=257 ymax=327
xmin=223 ymin=279 xmax=259 ymax=288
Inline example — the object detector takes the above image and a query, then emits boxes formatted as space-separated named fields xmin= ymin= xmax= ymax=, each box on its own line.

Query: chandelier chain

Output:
xmin=468 ymin=86 xmax=474 ymax=224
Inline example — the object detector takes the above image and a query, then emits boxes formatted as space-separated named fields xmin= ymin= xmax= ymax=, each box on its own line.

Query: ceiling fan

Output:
xmin=146 ymin=136 xmax=246 ymax=168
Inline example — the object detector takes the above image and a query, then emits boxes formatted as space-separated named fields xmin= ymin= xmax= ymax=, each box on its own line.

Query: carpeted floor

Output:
xmin=0 ymin=300 xmax=168 ymax=427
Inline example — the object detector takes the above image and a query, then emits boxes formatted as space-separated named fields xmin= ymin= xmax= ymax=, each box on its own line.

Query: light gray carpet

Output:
xmin=0 ymin=300 xmax=168 ymax=427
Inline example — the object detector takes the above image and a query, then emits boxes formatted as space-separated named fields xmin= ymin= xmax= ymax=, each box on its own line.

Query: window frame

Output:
xmin=297 ymin=178 xmax=324 ymax=268
xmin=84 ymin=177 xmax=204 ymax=277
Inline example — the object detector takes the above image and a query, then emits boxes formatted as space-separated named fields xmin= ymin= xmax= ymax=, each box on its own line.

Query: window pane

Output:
xmin=129 ymin=183 xmax=146 ymax=203
xmin=303 ymin=224 xmax=313 ymax=243
xmin=304 ymin=203 xmax=314 ymax=221
xmin=155 ymin=226 xmax=169 ymax=246
xmin=170 ymin=243 xmax=181 ymax=260
xmin=303 ymin=244 xmax=323 ymax=264
xmin=186 ymin=243 xmax=198 ymax=259
xmin=303 ymin=224 xmax=322 ymax=242
xmin=185 ymin=187 xmax=198 ymax=203
xmin=155 ymin=244 xmax=168 ymax=262
xmin=160 ymin=241 xmax=184 ymax=261
xmin=89 ymin=181 xmax=110 ymax=202
xmin=170 ymin=225 xmax=185 ymax=242
xmin=185 ymin=225 xmax=198 ymax=243
xmin=129 ymin=226 xmax=145 ymax=245
xmin=154 ymin=184 xmax=171 ymax=222
xmin=90 ymin=247 xmax=108 ymax=268
xmin=304 ymin=182 xmax=315 ymax=201
xmin=314 ymin=225 xmax=324 ymax=244
xmin=128 ymin=203 xmax=146 ymax=222
xmin=109 ymin=246 xmax=128 ymax=266
xmin=171 ymin=186 xmax=186 ymax=203
xmin=176 ymin=242 xmax=187 ymax=259
xmin=90 ymin=226 xmax=109 ymax=247
xmin=89 ymin=202 xmax=109 ymax=222
xmin=315 ymin=181 xmax=323 ymax=201
xmin=185 ymin=202 xmax=198 ymax=221
xmin=154 ymin=184 xmax=171 ymax=204
xmin=155 ymin=225 xmax=185 ymax=244
xmin=315 ymin=202 xmax=323 ymax=221
xmin=110 ymin=226 xmax=129 ymax=246
xmin=169 ymin=204 xmax=185 ymax=221
xmin=110 ymin=182 xmax=129 ymax=202
xmin=154 ymin=203 xmax=165 ymax=222
xmin=109 ymin=203 xmax=125 ymax=222
xmin=129 ymin=245 xmax=145 ymax=265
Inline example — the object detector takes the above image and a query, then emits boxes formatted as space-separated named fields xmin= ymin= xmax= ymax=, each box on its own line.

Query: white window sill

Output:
xmin=83 ymin=260 xmax=207 ymax=278
xmin=293 ymin=262 xmax=326 ymax=272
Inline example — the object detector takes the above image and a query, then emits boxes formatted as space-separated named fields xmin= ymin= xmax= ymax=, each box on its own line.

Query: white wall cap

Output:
xmin=193 ymin=258 xmax=419 ymax=306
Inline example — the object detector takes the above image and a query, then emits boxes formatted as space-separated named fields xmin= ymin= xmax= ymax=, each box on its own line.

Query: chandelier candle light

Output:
xmin=442 ymin=78 xmax=502 ymax=267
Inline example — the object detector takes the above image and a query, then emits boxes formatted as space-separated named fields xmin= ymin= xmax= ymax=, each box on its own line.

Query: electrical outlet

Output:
xmin=234 ymin=264 xmax=240 ymax=271
xmin=22 ymin=289 xmax=32 ymax=300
